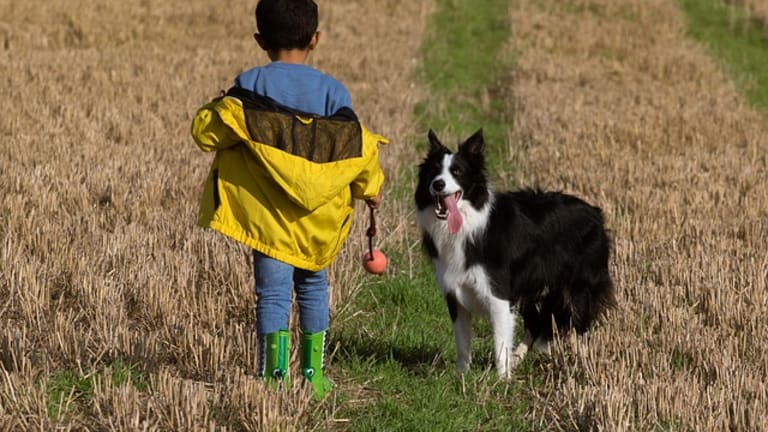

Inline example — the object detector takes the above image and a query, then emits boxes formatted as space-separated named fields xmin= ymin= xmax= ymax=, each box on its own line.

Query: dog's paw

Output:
xmin=510 ymin=340 xmax=530 ymax=368
xmin=455 ymin=351 xmax=472 ymax=376
xmin=455 ymin=362 xmax=471 ymax=376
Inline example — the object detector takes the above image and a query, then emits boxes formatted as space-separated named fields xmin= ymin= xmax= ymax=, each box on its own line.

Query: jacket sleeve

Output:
xmin=350 ymin=127 xmax=388 ymax=200
xmin=190 ymin=99 xmax=243 ymax=152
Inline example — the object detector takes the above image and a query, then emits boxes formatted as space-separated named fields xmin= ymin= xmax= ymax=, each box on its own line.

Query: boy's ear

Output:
xmin=427 ymin=129 xmax=446 ymax=154
xmin=459 ymin=128 xmax=484 ymax=155
xmin=308 ymin=31 xmax=320 ymax=50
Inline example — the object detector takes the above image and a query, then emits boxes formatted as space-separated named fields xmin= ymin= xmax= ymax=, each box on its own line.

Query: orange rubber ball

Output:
xmin=362 ymin=249 xmax=387 ymax=275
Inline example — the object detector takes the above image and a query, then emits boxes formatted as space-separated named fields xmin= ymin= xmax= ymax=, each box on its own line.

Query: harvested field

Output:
xmin=508 ymin=0 xmax=768 ymax=430
xmin=2 ymin=0 xmax=767 ymax=430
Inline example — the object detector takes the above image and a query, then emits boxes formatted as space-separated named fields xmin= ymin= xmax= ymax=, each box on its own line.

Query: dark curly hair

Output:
xmin=255 ymin=0 xmax=319 ymax=51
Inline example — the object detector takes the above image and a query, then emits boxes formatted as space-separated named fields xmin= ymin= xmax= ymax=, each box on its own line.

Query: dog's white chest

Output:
xmin=442 ymin=265 xmax=491 ymax=315
xmin=416 ymin=190 xmax=496 ymax=316
xmin=422 ymin=226 xmax=493 ymax=315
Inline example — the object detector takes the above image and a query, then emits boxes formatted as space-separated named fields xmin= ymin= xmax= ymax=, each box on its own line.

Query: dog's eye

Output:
xmin=450 ymin=166 xmax=463 ymax=176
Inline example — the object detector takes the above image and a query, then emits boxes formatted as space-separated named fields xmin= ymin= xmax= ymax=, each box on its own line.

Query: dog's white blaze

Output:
xmin=430 ymin=154 xmax=462 ymax=196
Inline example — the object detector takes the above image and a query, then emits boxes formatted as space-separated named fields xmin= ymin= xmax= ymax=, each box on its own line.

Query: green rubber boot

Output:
xmin=301 ymin=330 xmax=332 ymax=400
xmin=261 ymin=329 xmax=290 ymax=388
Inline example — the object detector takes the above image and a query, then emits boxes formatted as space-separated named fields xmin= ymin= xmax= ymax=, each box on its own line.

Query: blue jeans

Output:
xmin=253 ymin=251 xmax=329 ymax=336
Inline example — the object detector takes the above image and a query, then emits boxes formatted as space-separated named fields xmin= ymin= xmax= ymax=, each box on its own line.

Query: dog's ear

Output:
xmin=459 ymin=128 xmax=484 ymax=155
xmin=427 ymin=129 xmax=446 ymax=155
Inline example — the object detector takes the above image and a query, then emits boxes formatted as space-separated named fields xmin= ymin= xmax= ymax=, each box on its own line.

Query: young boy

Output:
xmin=190 ymin=0 xmax=386 ymax=399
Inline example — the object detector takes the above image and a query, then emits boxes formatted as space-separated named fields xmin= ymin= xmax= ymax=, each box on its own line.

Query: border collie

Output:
xmin=415 ymin=129 xmax=615 ymax=378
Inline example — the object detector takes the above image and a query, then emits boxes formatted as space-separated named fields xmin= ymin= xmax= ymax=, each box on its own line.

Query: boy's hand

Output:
xmin=366 ymin=191 xmax=382 ymax=209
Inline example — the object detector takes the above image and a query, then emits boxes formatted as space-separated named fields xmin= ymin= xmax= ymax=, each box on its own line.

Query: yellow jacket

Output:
xmin=191 ymin=88 xmax=387 ymax=271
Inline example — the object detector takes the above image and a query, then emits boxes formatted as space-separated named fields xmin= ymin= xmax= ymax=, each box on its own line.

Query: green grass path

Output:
xmin=332 ymin=1 xmax=538 ymax=430
xmin=680 ymin=0 xmax=768 ymax=111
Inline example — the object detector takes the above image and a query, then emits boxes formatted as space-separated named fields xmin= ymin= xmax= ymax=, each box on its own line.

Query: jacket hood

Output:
xmin=208 ymin=90 xmax=386 ymax=211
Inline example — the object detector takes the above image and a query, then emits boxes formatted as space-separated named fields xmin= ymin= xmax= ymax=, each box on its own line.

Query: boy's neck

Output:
xmin=269 ymin=48 xmax=312 ymax=64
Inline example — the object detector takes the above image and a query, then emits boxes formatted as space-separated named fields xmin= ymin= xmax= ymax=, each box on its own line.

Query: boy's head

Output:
xmin=255 ymin=0 xmax=319 ymax=52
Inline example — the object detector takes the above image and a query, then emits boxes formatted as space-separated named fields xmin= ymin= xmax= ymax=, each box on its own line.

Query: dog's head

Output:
xmin=415 ymin=129 xmax=489 ymax=234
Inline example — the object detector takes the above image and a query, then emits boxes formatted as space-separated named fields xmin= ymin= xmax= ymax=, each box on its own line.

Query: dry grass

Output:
xmin=508 ymin=0 xmax=767 ymax=430
xmin=733 ymin=0 xmax=768 ymax=28
xmin=0 ymin=0 xmax=429 ymax=429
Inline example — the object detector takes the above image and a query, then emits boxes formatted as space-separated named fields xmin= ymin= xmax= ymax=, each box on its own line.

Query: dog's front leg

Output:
xmin=446 ymin=293 xmax=472 ymax=374
xmin=489 ymin=298 xmax=517 ymax=379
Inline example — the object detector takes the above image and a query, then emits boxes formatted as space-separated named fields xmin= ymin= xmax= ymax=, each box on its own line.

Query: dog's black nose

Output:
xmin=432 ymin=179 xmax=445 ymax=192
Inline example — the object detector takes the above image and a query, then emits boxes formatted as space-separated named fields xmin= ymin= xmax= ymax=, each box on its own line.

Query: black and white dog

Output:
xmin=415 ymin=129 xmax=615 ymax=378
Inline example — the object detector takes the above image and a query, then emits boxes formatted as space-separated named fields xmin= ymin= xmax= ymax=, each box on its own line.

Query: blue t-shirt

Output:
xmin=234 ymin=62 xmax=351 ymax=116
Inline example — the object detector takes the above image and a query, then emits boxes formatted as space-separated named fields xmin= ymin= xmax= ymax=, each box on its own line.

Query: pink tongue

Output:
xmin=443 ymin=194 xmax=463 ymax=234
